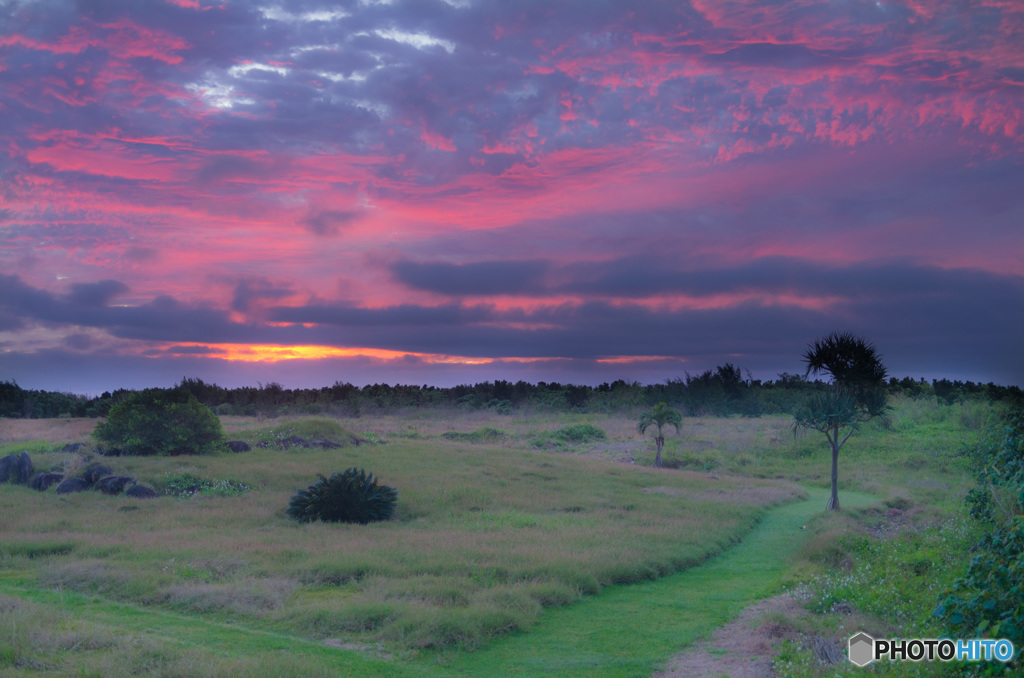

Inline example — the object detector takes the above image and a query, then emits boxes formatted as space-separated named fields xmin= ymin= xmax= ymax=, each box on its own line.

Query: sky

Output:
xmin=1 ymin=0 xmax=1022 ymax=395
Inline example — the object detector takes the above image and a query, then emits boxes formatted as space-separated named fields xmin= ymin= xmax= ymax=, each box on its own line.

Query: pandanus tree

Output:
xmin=794 ymin=332 xmax=890 ymax=511
xmin=638 ymin=402 xmax=683 ymax=468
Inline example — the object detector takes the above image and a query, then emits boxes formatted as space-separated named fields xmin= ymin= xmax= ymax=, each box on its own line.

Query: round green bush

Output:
xmin=93 ymin=388 xmax=225 ymax=456
xmin=287 ymin=468 xmax=398 ymax=524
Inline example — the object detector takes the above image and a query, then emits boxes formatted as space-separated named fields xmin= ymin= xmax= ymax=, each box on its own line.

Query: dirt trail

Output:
xmin=655 ymin=593 xmax=811 ymax=678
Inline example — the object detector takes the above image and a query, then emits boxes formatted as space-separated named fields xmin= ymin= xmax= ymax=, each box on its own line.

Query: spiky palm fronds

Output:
xmin=287 ymin=468 xmax=398 ymax=524
xmin=638 ymin=402 xmax=683 ymax=468
xmin=796 ymin=332 xmax=890 ymax=511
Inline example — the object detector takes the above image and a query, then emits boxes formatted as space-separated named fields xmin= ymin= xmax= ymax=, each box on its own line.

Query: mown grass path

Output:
xmin=0 ymin=486 xmax=877 ymax=677
xmin=430 ymin=486 xmax=878 ymax=677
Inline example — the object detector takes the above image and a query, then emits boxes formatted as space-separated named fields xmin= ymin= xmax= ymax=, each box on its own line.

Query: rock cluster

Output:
xmin=0 ymin=451 xmax=157 ymax=499
xmin=255 ymin=436 xmax=345 ymax=449
xmin=0 ymin=451 xmax=33 ymax=484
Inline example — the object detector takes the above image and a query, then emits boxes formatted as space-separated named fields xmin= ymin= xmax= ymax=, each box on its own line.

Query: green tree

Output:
xmin=794 ymin=332 xmax=889 ymax=511
xmin=93 ymin=388 xmax=225 ymax=456
xmin=638 ymin=402 xmax=683 ymax=468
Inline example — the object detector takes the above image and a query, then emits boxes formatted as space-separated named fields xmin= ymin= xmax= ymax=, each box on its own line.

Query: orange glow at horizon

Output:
xmin=160 ymin=342 xmax=560 ymax=366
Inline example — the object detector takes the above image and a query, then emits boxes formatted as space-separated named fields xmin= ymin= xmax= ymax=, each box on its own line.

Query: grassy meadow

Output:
xmin=0 ymin=396 xmax=998 ymax=676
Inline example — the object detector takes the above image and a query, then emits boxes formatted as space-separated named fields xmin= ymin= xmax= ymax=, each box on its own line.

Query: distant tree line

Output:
xmin=1 ymin=366 xmax=1021 ymax=420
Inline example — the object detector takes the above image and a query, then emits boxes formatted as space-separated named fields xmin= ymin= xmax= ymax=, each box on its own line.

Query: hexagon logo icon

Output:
xmin=848 ymin=632 xmax=875 ymax=666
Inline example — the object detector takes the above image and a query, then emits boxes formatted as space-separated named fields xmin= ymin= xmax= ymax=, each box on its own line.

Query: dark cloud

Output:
xmin=194 ymin=155 xmax=270 ymax=184
xmin=67 ymin=280 xmax=130 ymax=307
xmin=558 ymin=257 xmax=1024 ymax=302
xmin=704 ymin=43 xmax=840 ymax=69
xmin=391 ymin=259 xmax=548 ymax=296
xmin=63 ymin=333 xmax=94 ymax=350
xmin=270 ymin=302 xmax=490 ymax=328
xmin=302 ymin=209 xmax=360 ymax=236
xmin=231 ymin=278 xmax=293 ymax=313
xmin=0 ymin=274 xmax=255 ymax=344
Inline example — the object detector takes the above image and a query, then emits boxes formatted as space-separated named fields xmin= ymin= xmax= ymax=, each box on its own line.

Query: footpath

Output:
xmin=436 ymin=486 xmax=878 ymax=677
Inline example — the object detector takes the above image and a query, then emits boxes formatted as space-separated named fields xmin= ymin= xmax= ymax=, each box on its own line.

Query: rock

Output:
xmin=94 ymin=475 xmax=136 ymax=495
xmin=310 ymin=439 xmax=342 ymax=449
xmin=29 ymin=472 xmax=64 ymax=491
xmin=226 ymin=440 xmax=251 ymax=453
xmin=61 ymin=442 xmax=87 ymax=453
xmin=82 ymin=464 xmax=114 ymax=485
xmin=125 ymin=484 xmax=158 ymax=499
xmin=56 ymin=477 xmax=89 ymax=494
xmin=279 ymin=436 xmax=309 ymax=448
xmin=0 ymin=452 xmax=33 ymax=484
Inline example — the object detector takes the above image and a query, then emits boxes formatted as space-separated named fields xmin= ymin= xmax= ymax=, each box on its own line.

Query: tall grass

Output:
xmin=1 ymin=420 xmax=798 ymax=653
xmin=0 ymin=396 xmax=989 ymax=672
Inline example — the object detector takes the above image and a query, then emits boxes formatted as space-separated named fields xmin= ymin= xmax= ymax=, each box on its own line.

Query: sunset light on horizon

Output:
xmin=1 ymin=0 xmax=1022 ymax=394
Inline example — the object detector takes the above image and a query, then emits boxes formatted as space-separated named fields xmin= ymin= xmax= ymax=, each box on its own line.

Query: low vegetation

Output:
xmin=0 ymin=414 xmax=798 ymax=671
xmin=160 ymin=471 xmax=253 ymax=499
xmin=0 ymin=390 xmax=1019 ymax=675
xmin=771 ymin=407 xmax=1023 ymax=677
xmin=287 ymin=468 xmax=398 ymax=524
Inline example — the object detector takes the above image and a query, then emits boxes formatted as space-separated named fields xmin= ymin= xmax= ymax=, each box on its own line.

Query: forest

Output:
xmin=2 ymin=365 xmax=1021 ymax=420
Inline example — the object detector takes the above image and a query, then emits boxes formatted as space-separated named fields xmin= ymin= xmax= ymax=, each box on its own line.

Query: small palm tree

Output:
xmin=638 ymin=402 xmax=682 ymax=468
xmin=795 ymin=332 xmax=889 ymax=511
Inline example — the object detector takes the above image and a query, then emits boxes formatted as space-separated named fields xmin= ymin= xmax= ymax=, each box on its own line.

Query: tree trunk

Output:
xmin=655 ymin=436 xmax=664 ymax=468
xmin=826 ymin=427 xmax=840 ymax=511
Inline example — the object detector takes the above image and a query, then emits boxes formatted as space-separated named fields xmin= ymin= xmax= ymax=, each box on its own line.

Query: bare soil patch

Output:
xmin=655 ymin=593 xmax=813 ymax=678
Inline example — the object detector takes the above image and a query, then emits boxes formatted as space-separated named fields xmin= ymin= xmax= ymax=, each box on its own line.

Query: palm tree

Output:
xmin=794 ymin=332 xmax=890 ymax=511
xmin=638 ymin=402 xmax=682 ymax=468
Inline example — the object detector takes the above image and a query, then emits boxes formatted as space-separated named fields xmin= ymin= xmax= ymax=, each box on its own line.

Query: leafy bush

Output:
xmin=442 ymin=427 xmax=507 ymax=443
xmin=554 ymin=424 xmax=606 ymax=443
xmin=287 ymin=468 xmax=398 ymax=524
xmin=936 ymin=408 xmax=1024 ymax=660
xmin=530 ymin=424 xmax=607 ymax=449
xmin=93 ymin=388 xmax=225 ymax=456
xmin=162 ymin=472 xmax=252 ymax=498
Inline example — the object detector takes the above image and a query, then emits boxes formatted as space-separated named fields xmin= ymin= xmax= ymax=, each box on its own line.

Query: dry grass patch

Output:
xmin=0 ymin=417 xmax=97 ymax=445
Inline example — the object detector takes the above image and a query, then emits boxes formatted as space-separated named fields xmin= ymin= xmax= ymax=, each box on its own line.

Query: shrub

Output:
xmin=287 ymin=468 xmax=398 ymax=524
xmin=441 ymin=427 xmax=507 ymax=443
xmin=93 ymin=388 xmax=225 ymax=456
xmin=161 ymin=472 xmax=251 ymax=498
xmin=935 ymin=408 xmax=1024 ymax=658
xmin=553 ymin=424 xmax=606 ymax=443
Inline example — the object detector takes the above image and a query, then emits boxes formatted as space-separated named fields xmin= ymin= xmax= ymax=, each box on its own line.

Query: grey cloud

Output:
xmin=391 ymin=259 xmax=549 ymax=296
xmin=194 ymin=155 xmax=270 ymax=184
xmin=67 ymin=280 xmax=130 ymax=307
xmin=271 ymin=302 xmax=491 ymax=327
xmin=704 ymin=42 xmax=840 ymax=69
xmin=231 ymin=278 xmax=293 ymax=312
xmin=384 ymin=254 xmax=1024 ymax=307
xmin=63 ymin=333 xmax=94 ymax=350
xmin=0 ymin=274 xmax=258 ymax=344
xmin=302 ymin=209 xmax=360 ymax=236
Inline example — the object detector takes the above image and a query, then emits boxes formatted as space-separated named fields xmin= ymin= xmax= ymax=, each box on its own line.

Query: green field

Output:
xmin=0 ymin=396 xmax=997 ymax=676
